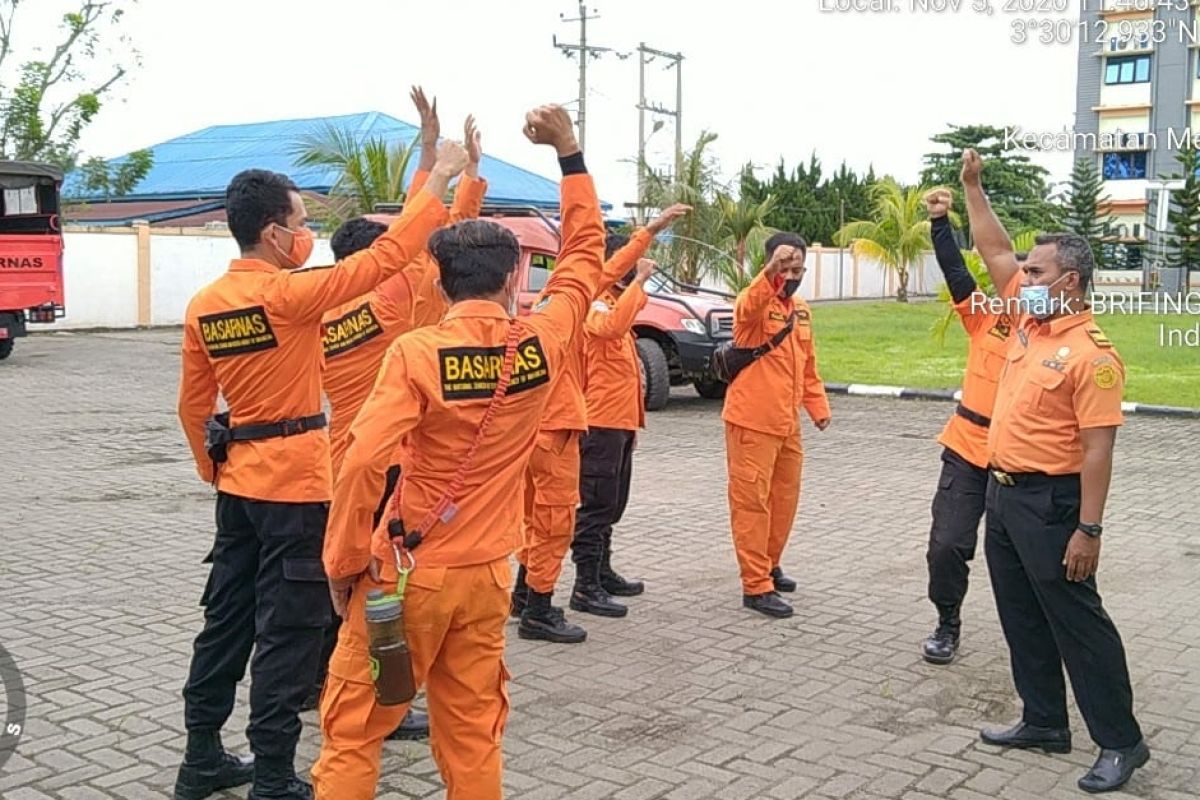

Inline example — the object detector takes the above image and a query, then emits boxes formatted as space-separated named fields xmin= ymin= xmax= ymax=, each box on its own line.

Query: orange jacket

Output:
xmin=322 ymin=174 xmax=487 ymax=476
xmin=176 ymin=189 xmax=449 ymax=502
xmin=537 ymin=228 xmax=653 ymax=433
xmin=721 ymin=271 xmax=830 ymax=437
xmin=583 ymin=282 xmax=647 ymax=430
xmin=988 ymin=306 xmax=1125 ymax=475
xmin=936 ymin=291 xmax=1013 ymax=469
xmin=323 ymin=173 xmax=606 ymax=580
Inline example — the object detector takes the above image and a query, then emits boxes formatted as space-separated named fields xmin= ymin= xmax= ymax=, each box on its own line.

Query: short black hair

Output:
xmin=605 ymin=232 xmax=629 ymax=261
xmin=331 ymin=217 xmax=388 ymax=261
xmin=429 ymin=220 xmax=521 ymax=302
xmin=1035 ymin=232 xmax=1094 ymax=291
xmin=1015 ymin=252 xmax=1029 ymax=262
xmin=225 ymin=169 xmax=300 ymax=250
xmin=765 ymin=231 xmax=807 ymax=261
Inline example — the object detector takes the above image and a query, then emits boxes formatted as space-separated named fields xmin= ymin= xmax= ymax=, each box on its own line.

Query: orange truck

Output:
xmin=0 ymin=161 xmax=66 ymax=360
xmin=373 ymin=203 xmax=736 ymax=409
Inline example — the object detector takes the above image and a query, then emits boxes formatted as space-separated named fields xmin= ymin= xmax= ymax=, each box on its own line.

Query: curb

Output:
xmin=823 ymin=383 xmax=1200 ymax=420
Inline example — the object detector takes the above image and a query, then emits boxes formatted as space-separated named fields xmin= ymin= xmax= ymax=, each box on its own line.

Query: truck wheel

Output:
xmin=636 ymin=339 xmax=671 ymax=412
xmin=693 ymin=378 xmax=727 ymax=400
xmin=0 ymin=339 xmax=12 ymax=361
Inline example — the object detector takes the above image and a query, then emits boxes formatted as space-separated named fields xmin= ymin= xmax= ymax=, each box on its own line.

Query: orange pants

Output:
xmin=516 ymin=429 xmax=581 ymax=594
xmin=311 ymin=557 xmax=512 ymax=800
xmin=725 ymin=422 xmax=804 ymax=595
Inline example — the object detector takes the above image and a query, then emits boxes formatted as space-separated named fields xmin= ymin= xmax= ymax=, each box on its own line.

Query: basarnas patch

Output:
xmin=198 ymin=305 xmax=277 ymax=358
xmin=439 ymin=337 xmax=551 ymax=400
xmin=323 ymin=301 xmax=383 ymax=358
xmin=1093 ymin=363 xmax=1118 ymax=390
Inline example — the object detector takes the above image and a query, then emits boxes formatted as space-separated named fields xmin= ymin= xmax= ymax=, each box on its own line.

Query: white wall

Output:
xmin=39 ymin=227 xmax=1179 ymax=330
xmin=54 ymin=232 xmax=139 ymax=329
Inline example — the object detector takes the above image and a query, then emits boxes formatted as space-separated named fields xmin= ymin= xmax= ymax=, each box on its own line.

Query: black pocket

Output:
xmin=276 ymin=557 xmax=332 ymax=628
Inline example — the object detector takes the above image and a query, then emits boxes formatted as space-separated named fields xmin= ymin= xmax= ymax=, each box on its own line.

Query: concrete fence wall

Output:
xmin=38 ymin=225 xmax=1186 ymax=330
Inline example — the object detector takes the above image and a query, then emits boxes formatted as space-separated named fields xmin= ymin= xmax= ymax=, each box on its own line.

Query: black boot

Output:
xmin=520 ymin=590 xmax=588 ymax=643
xmin=599 ymin=547 xmax=644 ymax=597
xmin=510 ymin=564 xmax=529 ymax=619
xmin=173 ymin=730 xmax=254 ymax=800
xmin=247 ymin=756 xmax=313 ymax=800
xmin=570 ymin=560 xmax=628 ymax=618
xmin=770 ymin=566 xmax=797 ymax=593
xmin=922 ymin=606 xmax=961 ymax=665
xmin=385 ymin=709 xmax=430 ymax=741
xmin=742 ymin=591 xmax=794 ymax=619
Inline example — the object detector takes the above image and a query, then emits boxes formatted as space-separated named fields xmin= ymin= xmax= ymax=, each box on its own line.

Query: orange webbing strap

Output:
xmin=387 ymin=322 xmax=524 ymax=553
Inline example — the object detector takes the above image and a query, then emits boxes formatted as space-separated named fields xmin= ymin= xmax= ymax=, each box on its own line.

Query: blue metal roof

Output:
xmin=64 ymin=111 xmax=595 ymax=211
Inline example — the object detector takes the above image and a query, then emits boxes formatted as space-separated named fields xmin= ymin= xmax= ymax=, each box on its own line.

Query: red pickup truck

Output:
xmin=0 ymin=161 xmax=66 ymax=360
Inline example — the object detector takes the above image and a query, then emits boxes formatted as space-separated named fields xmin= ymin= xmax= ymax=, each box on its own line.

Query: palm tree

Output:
xmin=834 ymin=178 xmax=931 ymax=302
xmin=289 ymin=123 xmax=418 ymax=227
xmin=709 ymin=193 xmax=778 ymax=293
xmin=642 ymin=130 xmax=722 ymax=285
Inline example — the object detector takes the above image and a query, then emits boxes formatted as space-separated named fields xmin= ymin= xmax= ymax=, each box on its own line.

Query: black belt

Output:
xmin=231 ymin=413 xmax=327 ymax=441
xmin=988 ymin=468 xmax=1079 ymax=488
xmin=955 ymin=403 xmax=991 ymax=429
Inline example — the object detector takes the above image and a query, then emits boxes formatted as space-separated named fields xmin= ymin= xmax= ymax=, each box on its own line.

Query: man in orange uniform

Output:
xmin=568 ymin=253 xmax=658 ymax=618
xmin=305 ymin=114 xmax=487 ymax=739
xmin=920 ymin=188 xmax=1013 ymax=666
xmin=512 ymin=206 xmax=689 ymax=641
xmin=722 ymin=234 xmax=831 ymax=619
xmin=312 ymin=104 xmax=606 ymax=800
xmin=174 ymin=142 xmax=465 ymax=800
xmin=962 ymin=149 xmax=1149 ymax=793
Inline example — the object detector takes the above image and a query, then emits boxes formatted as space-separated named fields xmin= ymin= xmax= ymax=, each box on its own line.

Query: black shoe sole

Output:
xmin=980 ymin=735 xmax=1072 ymax=754
xmin=174 ymin=770 xmax=255 ymax=800
xmin=773 ymin=584 xmax=796 ymax=593
xmin=386 ymin=727 xmax=430 ymax=741
xmin=922 ymin=650 xmax=956 ymax=665
xmin=742 ymin=601 xmax=793 ymax=619
xmin=517 ymin=624 xmax=588 ymax=644
xmin=569 ymin=598 xmax=628 ymax=618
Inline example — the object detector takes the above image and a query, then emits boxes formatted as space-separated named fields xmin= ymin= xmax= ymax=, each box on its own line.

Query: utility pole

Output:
xmin=635 ymin=43 xmax=684 ymax=212
xmin=553 ymin=3 xmax=622 ymax=151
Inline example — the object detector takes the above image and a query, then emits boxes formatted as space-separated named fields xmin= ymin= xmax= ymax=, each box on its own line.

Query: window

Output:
xmin=1105 ymin=55 xmax=1150 ymax=85
xmin=1 ymin=186 xmax=37 ymax=216
xmin=1102 ymin=151 xmax=1148 ymax=179
xmin=527 ymin=252 xmax=555 ymax=292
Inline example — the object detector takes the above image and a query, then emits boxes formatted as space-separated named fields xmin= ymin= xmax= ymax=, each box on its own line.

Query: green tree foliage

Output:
xmin=920 ymin=124 xmax=1060 ymax=239
xmin=738 ymin=154 xmax=877 ymax=246
xmin=1161 ymin=142 xmax=1200 ymax=281
xmin=1 ymin=0 xmax=147 ymax=192
xmin=834 ymin=179 xmax=932 ymax=302
xmin=77 ymin=147 xmax=151 ymax=199
xmin=1062 ymin=157 xmax=1114 ymax=271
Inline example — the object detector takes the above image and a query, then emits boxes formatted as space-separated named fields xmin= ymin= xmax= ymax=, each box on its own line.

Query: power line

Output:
xmin=552 ymin=3 xmax=629 ymax=152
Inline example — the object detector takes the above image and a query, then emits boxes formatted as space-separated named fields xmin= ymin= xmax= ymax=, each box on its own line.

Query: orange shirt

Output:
xmin=176 ymin=189 xmax=449 ymax=502
xmin=987 ymin=284 xmax=1125 ymax=475
xmin=537 ymin=228 xmax=653 ymax=433
xmin=322 ymin=174 xmax=487 ymax=476
xmin=721 ymin=272 xmax=830 ymax=437
xmin=936 ymin=290 xmax=1013 ymax=468
xmin=583 ymin=283 xmax=647 ymax=431
xmin=323 ymin=174 xmax=606 ymax=580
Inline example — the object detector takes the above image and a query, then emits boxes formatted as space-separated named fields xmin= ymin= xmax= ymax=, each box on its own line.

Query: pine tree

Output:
xmin=1062 ymin=157 xmax=1114 ymax=271
xmin=1164 ymin=142 xmax=1200 ymax=281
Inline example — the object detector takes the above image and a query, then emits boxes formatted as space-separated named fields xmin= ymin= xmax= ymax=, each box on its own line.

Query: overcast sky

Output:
xmin=18 ymin=0 xmax=1079 ymax=218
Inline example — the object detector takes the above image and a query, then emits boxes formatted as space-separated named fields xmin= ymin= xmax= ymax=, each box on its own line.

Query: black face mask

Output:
xmin=779 ymin=278 xmax=801 ymax=299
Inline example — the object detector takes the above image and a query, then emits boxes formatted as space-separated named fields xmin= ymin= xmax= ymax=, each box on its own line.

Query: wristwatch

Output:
xmin=1077 ymin=522 xmax=1103 ymax=538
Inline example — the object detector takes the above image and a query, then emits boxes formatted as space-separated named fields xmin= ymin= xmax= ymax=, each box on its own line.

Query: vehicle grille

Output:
xmin=711 ymin=313 xmax=734 ymax=338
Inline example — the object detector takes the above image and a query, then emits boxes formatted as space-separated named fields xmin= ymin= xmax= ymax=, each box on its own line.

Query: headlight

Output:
xmin=681 ymin=318 xmax=705 ymax=335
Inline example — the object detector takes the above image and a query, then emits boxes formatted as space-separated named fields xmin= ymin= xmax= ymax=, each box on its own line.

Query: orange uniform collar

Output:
xmin=443 ymin=299 xmax=511 ymax=321
xmin=228 ymin=258 xmax=281 ymax=274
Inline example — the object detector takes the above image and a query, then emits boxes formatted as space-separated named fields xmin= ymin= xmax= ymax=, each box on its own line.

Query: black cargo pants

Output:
xmin=572 ymin=427 xmax=635 ymax=566
xmin=926 ymin=447 xmax=989 ymax=628
xmin=183 ymin=493 xmax=332 ymax=760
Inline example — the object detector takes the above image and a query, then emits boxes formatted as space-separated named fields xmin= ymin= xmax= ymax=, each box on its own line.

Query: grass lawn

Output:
xmin=809 ymin=299 xmax=1200 ymax=409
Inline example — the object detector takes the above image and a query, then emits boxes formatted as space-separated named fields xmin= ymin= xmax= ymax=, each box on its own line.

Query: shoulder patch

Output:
xmin=439 ymin=336 xmax=550 ymax=401
xmin=987 ymin=315 xmax=1012 ymax=341
xmin=533 ymin=296 xmax=552 ymax=313
xmin=795 ymin=308 xmax=811 ymax=322
xmin=1093 ymin=363 xmax=1118 ymax=390
xmin=1087 ymin=328 xmax=1112 ymax=348
xmin=590 ymin=300 xmax=610 ymax=313
xmin=322 ymin=301 xmax=383 ymax=358
xmin=768 ymin=311 xmax=788 ymax=322
xmin=198 ymin=305 xmax=277 ymax=358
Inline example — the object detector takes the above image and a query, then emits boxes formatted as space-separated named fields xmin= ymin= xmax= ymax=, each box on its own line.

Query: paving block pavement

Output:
xmin=1 ymin=329 xmax=1197 ymax=799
